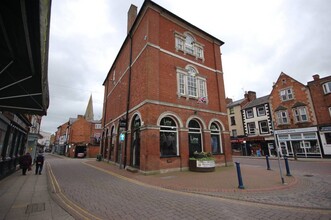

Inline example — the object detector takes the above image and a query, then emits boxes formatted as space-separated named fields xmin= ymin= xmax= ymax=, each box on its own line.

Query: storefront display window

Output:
xmin=160 ymin=117 xmax=178 ymax=157
xmin=0 ymin=120 xmax=8 ymax=157
xmin=325 ymin=133 xmax=331 ymax=145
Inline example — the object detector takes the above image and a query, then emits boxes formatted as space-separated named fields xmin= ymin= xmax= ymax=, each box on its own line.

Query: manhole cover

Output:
xmin=26 ymin=203 xmax=45 ymax=214
xmin=303 ymin=174 xmax=313 ymax=177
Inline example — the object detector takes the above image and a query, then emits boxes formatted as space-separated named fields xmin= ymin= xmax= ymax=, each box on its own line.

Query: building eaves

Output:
xmin=227 ymin=98 xmax=245 ymax=108
xmin=103 ymin=0 xmax=225 ymax=85
xmin=292 ymin=102 xmax=306 ymax=108
xmin=274 ymin=105 xmax=287 ymax=111
xmin=243 ymin=95 xmax=269 ymax=109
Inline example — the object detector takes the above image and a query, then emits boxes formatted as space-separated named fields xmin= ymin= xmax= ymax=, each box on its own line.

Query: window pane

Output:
xmin=325 ymin=133 xmax=331 ymax=144
xmin=323 ymin=82 xmax=331 ymax=94
xmin=259 ymin=121 xmax=268 ymax=133
xmin=246 ymin=109 xmax=253 ymax=118
xmin=189 ymin=120 xmax=200 ymax=129
xmin=179 ymin=74 xmax=185 ymax=95
xmin=230 ymin=116 xmax=236 ymax=125
xmin=247 ymin=122 xmax=256 ymax=134
xmin=211 ymin=135 xmax=220 ymax=154
xmin=160 ymin=117 xmax=177 ymax=157
xmin=160 ymin=132 xmax=177 ymax=156
xmin=199 ymin=79 xmax=206 ymax=97
xmin=160 ymin=117 xmax=176 ymax=128
xmin=176 ymin=38 xmax=184 ymax=50
xmin=187 ymin=75 xmax=197 ymax=96
xmin=257 ymin=106 xmax=265 ymax=116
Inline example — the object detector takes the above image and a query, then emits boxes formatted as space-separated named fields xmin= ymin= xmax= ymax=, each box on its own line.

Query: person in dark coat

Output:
xmin=35 ymin=153 xmax=44 ymax=175
xmin=19 ymin=152 xmax=32 ymax=175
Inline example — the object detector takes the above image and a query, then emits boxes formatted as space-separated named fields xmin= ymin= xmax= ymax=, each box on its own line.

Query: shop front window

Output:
xmin=0 ymin=120 xmax=7 ymax=157
xmin=188 ymin=119 xmax=202 ymax=157
xmin=325 ymin=133 xmax=331 ymax=144
xmin=210 ymin=122 xmax=222 ymax=154
xmin=160 ymin=117 xmax=178 ymax=157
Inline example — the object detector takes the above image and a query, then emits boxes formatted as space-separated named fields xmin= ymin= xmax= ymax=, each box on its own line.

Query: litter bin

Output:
xmin=96 ymin=154 xmax=102 ymax=161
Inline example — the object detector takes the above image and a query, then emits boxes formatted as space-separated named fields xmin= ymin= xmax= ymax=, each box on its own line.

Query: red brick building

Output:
xmin=269 ymin=72 xmax=322 ymax=158
xmin=101 ymin=0 xmax=231 ymax=173
xmin=307 ymin=74 xmax=331 ymax=157
xmin=54 ymin=96 xmax=102 ymax=158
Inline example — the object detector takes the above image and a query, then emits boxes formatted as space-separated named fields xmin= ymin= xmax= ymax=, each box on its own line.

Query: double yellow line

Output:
xmin=46 ymin=162 xmax=103 ymax=220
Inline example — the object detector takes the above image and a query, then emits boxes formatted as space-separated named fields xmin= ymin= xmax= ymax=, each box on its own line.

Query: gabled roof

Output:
xmin=274 ymin=105 xmax=287 ymax=111
xmin=271 ymin=72 xmax=306 ymax=92
xmin=69 ymin=118 xmax=77 ymax=125
xmin=227 ymin=98 xmax=245 ymax=108
xmin=243 ymin=95 xmax=269 ymax=109
xmin=292 ymin=102 xmax=306 ymax=108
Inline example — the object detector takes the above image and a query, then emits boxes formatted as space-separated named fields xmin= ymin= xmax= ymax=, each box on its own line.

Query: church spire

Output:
xmin=84 ymin=94 xmax=94 ymax=121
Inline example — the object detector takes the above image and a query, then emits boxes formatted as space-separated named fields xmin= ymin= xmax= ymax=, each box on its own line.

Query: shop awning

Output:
xmin=245 ymin=136 xmax=265 ymax=141
xmin=0 ymin=0 xmax=51 ymax=115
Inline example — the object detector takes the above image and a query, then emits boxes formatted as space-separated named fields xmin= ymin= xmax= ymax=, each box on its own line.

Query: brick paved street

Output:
xmin=47 ymin=154 xmax=331 ymax=219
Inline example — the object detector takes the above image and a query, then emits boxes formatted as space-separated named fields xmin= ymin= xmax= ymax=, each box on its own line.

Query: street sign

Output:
xmin=119 ymin=133 xmax=125 ymax=142
xmin=119 ymin=119 xmax=126 ymax=128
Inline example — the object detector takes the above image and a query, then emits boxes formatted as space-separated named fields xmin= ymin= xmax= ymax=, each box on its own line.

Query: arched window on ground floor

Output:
xmin=160 ymin=117 xmax=178 ymax=157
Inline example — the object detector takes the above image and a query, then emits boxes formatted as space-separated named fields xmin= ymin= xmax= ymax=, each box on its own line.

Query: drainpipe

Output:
xmin=123 ymin=33 xmax=133 ymax=168
xmin=101 ymin=82 xmax=108 ymax=156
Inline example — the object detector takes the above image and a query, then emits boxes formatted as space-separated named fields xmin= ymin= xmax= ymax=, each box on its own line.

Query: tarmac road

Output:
xmin=47 ymin=154 xmax=331 ymax=220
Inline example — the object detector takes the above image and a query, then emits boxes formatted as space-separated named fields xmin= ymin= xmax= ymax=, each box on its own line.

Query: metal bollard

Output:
xmin=235 ymin=162 xmax=245 ymax=189
xmin=284 ymin=157 xmax=291 ymax=176
xmin=266 ymin=155 xmax=271 ymax=170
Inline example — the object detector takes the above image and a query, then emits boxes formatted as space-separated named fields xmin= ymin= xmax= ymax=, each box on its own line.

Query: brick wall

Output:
xmin=102 ymin=2 xmax=231 ymax=172
xmin=308 ymin=75 xmax=331 ymax=125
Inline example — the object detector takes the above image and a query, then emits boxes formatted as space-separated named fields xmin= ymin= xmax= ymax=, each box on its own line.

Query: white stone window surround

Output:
xmin=176 ymin=65 xmax=208 ymax=102
xmin=322 ymin=81 xmax=331 ymax=94
xmin=279 ymin=87 xmax=294 ymax=101
xmin=246 ymin=108 xmax=254 ymax=119
xmin=247 ymin=122 xmax=256 ymax=135
xmin=293 ymin=106 xmax=308 ymax=123
xmin=257 ymin=106 xmax=266 ymax=116
xmin=276 ymin=110 xmax=289 ymax=125
xmin=174 ymin=31 xmax=205 ymax=61
xmin=259 ymin=120 xmax=269 ymax=134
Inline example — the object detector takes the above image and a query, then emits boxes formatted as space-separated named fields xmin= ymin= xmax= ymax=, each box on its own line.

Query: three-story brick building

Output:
xmin=101 ymin=0 xmax=231 ymax=173
xmin=269 ymin=72 xmax=321 ymax=158
xmin=307 ymin=74 xmax=331 ymax=157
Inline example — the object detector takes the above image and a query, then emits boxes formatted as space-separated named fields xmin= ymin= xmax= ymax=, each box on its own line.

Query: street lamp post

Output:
xmin=243 ymin=140 xmax=247 ymax=156
xmin=272 ymin=121 xmax=285 ymax=184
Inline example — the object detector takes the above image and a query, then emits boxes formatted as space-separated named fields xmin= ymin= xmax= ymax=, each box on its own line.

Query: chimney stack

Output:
xmin=312 ymin=74 xmax=320 ymax=81
xmin=225 ymin=97 xmax=233 ymax=105
xmin=127 ymin=4 xmax=137 ymax=34
xmin=244 ymin=91 xmax=256 ymax=101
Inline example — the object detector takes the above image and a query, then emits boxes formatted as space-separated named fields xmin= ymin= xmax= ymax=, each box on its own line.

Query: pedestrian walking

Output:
xmin=35 ymin=153 xmax=44 ymax=175
xmin=19 ymin=152 xmax=32 ymax=175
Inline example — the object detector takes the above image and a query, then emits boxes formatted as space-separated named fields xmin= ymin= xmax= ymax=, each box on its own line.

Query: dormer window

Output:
xmin=174 ymin=31 xmax=204 ymax=61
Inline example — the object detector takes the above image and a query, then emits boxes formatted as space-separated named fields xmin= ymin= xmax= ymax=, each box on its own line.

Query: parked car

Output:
xmin=77 ymin=152 xmax=85 ymax=158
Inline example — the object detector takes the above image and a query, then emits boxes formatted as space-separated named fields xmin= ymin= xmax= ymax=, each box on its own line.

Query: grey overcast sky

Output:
xmin=41 ymin=0 xmax=331 ymax=133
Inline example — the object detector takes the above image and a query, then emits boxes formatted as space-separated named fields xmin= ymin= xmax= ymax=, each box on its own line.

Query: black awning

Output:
xmin=0 ymin=0 xmax=51 ymax=115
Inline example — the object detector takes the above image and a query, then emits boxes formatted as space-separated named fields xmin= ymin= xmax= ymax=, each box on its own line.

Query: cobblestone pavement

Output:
xmin=47 ymin=155 xmax=331 ymax=219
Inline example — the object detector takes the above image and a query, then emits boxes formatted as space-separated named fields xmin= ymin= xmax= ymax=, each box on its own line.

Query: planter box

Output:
xmin=189 ymin=160 xmax=215 ymax=172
